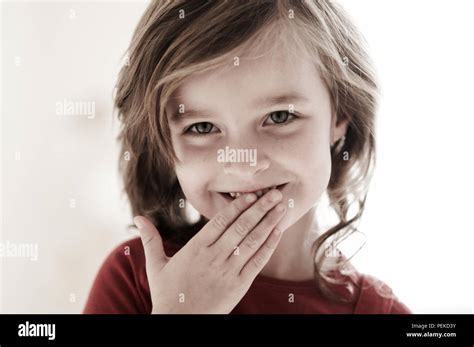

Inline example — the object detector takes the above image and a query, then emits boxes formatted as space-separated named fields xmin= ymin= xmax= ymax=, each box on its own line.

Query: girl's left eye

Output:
xmin=183 ymin=110 xmax=297 ymax=137
xmin=263 ymin=110 xmax=297 ymax=126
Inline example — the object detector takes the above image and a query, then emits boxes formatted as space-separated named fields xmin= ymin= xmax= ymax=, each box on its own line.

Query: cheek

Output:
xmin=175 ymin=164 xmax=216 ymax=220
xmin=173 ymin=140 xmax=219 ymax=218
xmin=304 ymin=129 xmax=332 ymax=182
xmin=276 ymin=122 xmax=331 ymax=173
xmin=175 ymin=152 xmax=214 ymax=196
xmin=275 ymin=124 xmax=332 ymax=202
xmin=273 ymin=130 xmax=332 ymax=231
xmin=302 ymin=131 xmax=332 ymax=197
xmin=172 ymin=134 xmax=209 ymax=161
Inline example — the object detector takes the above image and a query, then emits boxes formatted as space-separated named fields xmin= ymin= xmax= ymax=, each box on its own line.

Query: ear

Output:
xmin=330 ymin=115 xmax=350 ymax=146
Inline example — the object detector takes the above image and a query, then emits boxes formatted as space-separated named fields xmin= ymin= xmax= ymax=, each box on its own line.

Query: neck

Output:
xmin=260 ymin=207 xmax=318 ymax=281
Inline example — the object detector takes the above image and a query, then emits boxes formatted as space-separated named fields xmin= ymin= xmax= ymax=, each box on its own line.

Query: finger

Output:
xmin=210 ymin=189 xmax=282 ymax=260
xmin=239 ymin=225 xmax=284 ymax=281
xmin=192 ymin=193 xmax=257 ymax=247
xmin=228 ymin=202 xmax=286 ymax=270
xmin=134 ymin=215 xmax=168 ymax=271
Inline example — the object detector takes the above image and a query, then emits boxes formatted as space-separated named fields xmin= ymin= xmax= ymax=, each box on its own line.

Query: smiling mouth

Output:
xmin=218 ymin=183 xmax=288 ymax=201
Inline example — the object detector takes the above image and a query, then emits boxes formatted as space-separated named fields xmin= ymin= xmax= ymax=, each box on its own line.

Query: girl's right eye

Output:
xmin=184 ymin=122 xmax=218 ymax=136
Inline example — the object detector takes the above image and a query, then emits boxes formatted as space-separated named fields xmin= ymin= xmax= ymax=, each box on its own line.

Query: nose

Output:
xmin=220 ymin=146 xmax=270 ymax=176
xmin=218 ymin=128 xmax=271 ymax=176
xmin=222 ymin=158 xmax=269 ymax=176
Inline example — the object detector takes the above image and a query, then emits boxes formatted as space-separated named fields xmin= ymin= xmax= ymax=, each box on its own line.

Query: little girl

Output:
xmin=84 ymin=0 xmax=411 ymax=314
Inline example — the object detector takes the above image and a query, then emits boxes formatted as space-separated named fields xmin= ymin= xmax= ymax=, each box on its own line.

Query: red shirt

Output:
xmin=83 ymin=237 xmax=411 ymax=314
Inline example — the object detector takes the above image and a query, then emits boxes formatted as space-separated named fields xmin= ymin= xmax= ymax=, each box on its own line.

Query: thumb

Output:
xmin=134 ymin=216 xmax=168 ymax=270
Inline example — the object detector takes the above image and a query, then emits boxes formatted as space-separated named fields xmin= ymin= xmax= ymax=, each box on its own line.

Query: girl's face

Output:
xmin=166 ymin=47 xmax=347 ymax=232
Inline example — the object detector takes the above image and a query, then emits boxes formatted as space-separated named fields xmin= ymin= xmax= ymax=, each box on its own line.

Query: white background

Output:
xmin=1 ymin=0 xmax=473 ymax=313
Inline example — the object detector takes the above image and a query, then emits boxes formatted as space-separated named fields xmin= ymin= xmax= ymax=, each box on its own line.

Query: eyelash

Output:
xmin=183 ymin=111 xmax=298 ymax=137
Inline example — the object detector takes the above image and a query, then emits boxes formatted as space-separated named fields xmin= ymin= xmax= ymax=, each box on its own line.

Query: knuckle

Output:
xmin=263 ymin=212 xmax=279 ymax=227
xmin=234 ymin=218 xmax=251 ymax=236
xmin=256 ymin=201 xmax=269 ymax=214
xmin=252 ymin=253 xmax=266 ymax=268
xmin=233 ymin=198 xmax=247 ymax=212
xmin=212 ymin=214 xmax=228 ymax=230
xmin=244 ymin=233 xmax=258 ymax=249
xmin=264 ymin=237 xmax=278 ymax=250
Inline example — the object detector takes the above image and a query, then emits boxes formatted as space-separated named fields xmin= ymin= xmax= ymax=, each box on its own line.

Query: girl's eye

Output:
xmin=264 ymin=110 xmax=297 ymax=126
xmin=185 ymin=122 xmax=217 ymax=136
xmin=183 ymin=111 xmax=297 ymax=137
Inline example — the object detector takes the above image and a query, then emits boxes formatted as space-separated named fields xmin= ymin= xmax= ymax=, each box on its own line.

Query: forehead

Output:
xmin=168 ymin=35 xmax=327 ymax=119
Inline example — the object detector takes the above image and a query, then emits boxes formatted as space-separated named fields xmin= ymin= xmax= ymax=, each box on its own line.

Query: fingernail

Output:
xmin=269 ymin=189 xmax=282 ymax=202
xmin=245 ymin=193 xmax=257 ymax=203
xmin=133 ymin=216 xmax=144 ymax=230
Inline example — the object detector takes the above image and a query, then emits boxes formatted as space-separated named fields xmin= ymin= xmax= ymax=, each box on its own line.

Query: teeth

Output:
xmin=227 ymin=186 xmax=278 ymax=199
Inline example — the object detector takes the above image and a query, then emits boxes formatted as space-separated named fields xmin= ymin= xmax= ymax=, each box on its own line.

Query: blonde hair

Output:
xmin=115 ymin=0 xmax=378 ymax=302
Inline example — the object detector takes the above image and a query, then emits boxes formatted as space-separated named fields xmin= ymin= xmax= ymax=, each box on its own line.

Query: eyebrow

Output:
xmin=169 ymin=92 xmax=310 ymax=124
xmin=251 ymin=92 xmax=310 ymax=108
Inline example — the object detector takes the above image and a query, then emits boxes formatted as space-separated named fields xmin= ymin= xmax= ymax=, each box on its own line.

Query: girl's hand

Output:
xmin=134 ymin=189 xmax=286 ymax=314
